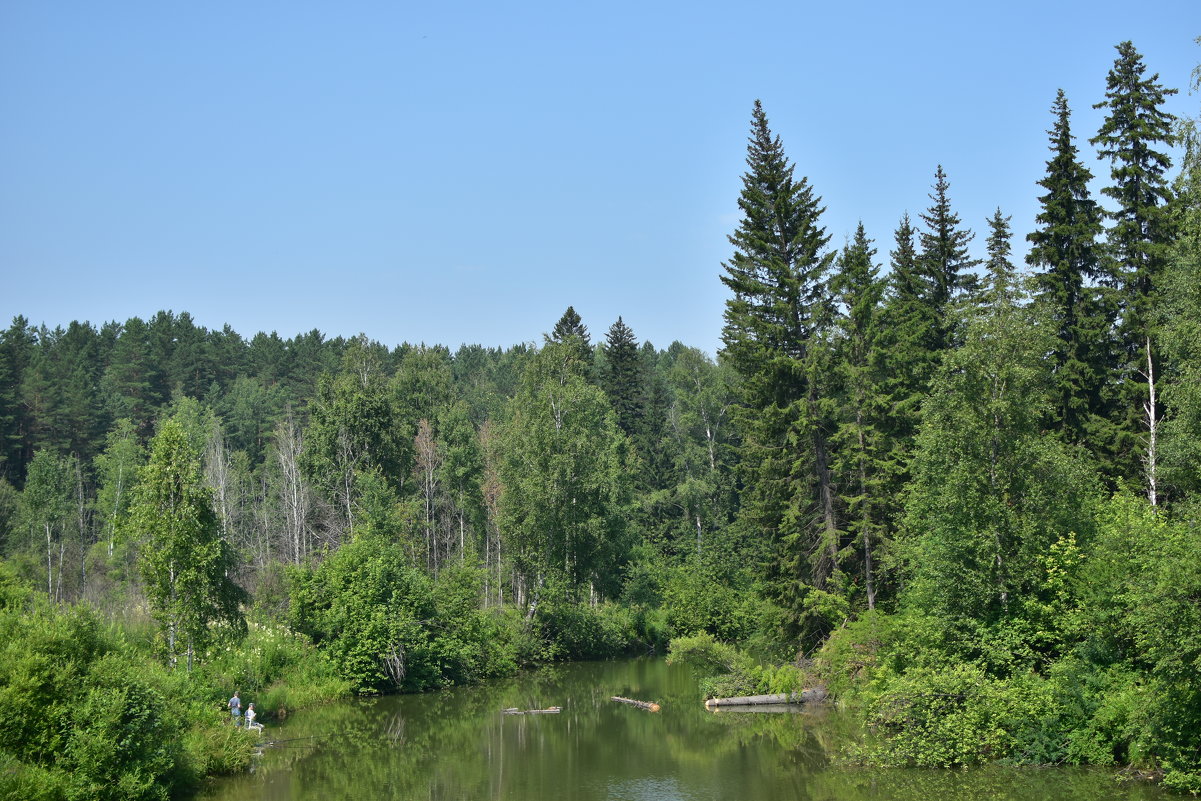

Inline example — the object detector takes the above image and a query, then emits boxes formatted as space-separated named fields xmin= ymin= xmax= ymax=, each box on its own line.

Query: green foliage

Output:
xmin=18 ymin=449 xmax=79 ymax=600
xmin=125 ymin=418 xmax=245 ymax=671
xmin=289 ymin=532 xmax=440 ymax=693
xmin=862 ymin=664 xmax=1054 ymax=767
xmin=528 ymin=596 xmax=641 ymax=662
xmin=667 ymin=631 xmax=751 ymax=675
xmin=0 ymin=582 xmax=257 ymax=801
xmin=667 ymin=632 xmax=808 ymax=699
xmin=428 ymin=563 xmax=520 ymax=682
xmin=660 ymin=562 xmax=752 ymax=641
xmin=824 ymin=493 xmax=1201 ymax=782
xmin=900 ymin=282 xmax=1101 ymax=624
xmin=496 ymin=340 xmax=631 ymax=598
xmin=62 ymin=653 xmax=176 ymax=801
xmin=1159 ymin=67 xmax=1201 ymax=499
xmin=719 ymin=100 xmax=841 ymax=645
xmin=303 ymin=339 xmax=405 ymax=533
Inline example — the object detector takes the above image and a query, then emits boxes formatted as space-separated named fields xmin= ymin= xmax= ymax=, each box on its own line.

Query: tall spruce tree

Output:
xmin=719 ymin=100 xmax=839 ymax=642
xmin=982 ymin=208 xmax=1018 ymax=304
xmin=874 ymin=215 xmax=936 ymax=526
xmin=1158 ymin=53 xmax=1201 ymax=499
xmin=1027 ymin=90 xmax=1113 ymax=452
xmin=830 ymin=223 xmax=888 ymax=609
xmin=601 ymin=317 xmax=643 ymax=439
xmin=548 ymin=306 xmax=593 ymax=367
xmin=918 ymin=165 xmax=979 ymax=347
xmin=1091 ymin=41 xmax=1177 ymax=501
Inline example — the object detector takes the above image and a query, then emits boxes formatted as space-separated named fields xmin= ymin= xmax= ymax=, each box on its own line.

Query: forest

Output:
xmin=1 ymin=40 xmax=1200 ymax=799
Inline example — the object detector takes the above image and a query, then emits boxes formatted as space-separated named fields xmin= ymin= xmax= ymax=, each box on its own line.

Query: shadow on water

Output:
xmin=203 ymin=658 xmax=1167 ymax=801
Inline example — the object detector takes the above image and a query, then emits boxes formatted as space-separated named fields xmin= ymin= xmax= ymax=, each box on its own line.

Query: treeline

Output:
xmin=0 ymin=37 xmax=1199 ymax=796
xmin=0 ymin=309 xmax=745 ymax=608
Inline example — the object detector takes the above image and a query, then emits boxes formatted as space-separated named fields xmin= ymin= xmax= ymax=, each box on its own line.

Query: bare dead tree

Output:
xmin=413 ymin=419 xmax=442 ymax=572
xmin=273 ymin=412 xmax=313 ymax=564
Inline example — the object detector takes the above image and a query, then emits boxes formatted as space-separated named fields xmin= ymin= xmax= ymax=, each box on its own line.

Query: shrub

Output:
xmin=861 ymin=664 xmax=1055 ymax=767
xmin=62 ymin=654 xmax=179 ymax=801
xmin=661 ymin=563 xmax=751 ymax=640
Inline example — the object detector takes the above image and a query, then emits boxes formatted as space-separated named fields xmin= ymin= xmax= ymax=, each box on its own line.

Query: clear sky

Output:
xmin=2 ymin=1 xmax=1197 ymax=357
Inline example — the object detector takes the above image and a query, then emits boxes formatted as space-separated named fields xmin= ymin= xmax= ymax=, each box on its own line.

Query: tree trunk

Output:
xmin=856 ymin=412 xmax=875 ymax=611
xmin=45 ymin=522 xmax=54 ymax=600
xmin=1144 ymin=336 xmax=1159 ymax=507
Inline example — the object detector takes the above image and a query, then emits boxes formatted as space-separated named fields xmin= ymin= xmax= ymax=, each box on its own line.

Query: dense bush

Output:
xmin=814 ymin=494 xmax=1201 ymax=790
xmin=660 ymin=562 xmax=754 ymax=640
xmin=860 ymin=664 xmax=1055 ymax=768
xmin=667 ymin=632 xmax=809 ymax=700
xmin=288 ymin=533 xmax=443 ymax=693
xmin=0 ymin=574 xmax=256 ymax=801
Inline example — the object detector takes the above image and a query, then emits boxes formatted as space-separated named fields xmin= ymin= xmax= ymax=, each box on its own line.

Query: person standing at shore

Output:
xmin=229 ymin=691 xmax=241 ymax=725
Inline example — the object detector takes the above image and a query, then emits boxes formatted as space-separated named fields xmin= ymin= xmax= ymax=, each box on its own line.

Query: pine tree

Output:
xmin=1027 ymin=90 xmax=1113 ymax=450
xmin=1091 ymin=40 xmax=1178 ymax=501
xmin=719 ymin=100 xmax=839 ymax=641
xmin=101 ymin=317 xmax=165 ymax=441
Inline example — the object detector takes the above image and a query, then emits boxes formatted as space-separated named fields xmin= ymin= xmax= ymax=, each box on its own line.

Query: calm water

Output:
xmin=203 ymin=658 xmax=1166 ymax=801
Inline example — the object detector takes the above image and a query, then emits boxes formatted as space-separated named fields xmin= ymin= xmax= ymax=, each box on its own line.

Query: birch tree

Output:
xmin=126 ymin=418 xmax=245 ymax=671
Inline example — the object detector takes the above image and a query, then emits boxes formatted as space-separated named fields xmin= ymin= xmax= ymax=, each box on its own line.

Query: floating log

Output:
xmin=709 ymin=703 xmax=803 ymax=714
xmin=704 ymin=688 xmax=827 ymax=708
xmin=503 ymin=706 xmax=562 ymax=715
xmin=611 ymin=696 xmax=661 ymax=712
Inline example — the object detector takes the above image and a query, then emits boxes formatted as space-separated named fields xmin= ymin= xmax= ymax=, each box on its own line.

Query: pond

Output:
xmin=203 ymin=658 xmax=1166 ymax=801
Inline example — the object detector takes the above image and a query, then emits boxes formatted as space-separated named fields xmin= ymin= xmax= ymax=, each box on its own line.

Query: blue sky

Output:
xmin=2 ymin=1 xmax=1197 ymax=357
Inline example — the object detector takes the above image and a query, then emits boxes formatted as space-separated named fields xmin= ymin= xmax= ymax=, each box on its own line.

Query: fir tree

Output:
xmin=548 ymin=306 xmax=593 ymax=366
xmin=1091 ymin=40 xmax=1177 ymax=500
xmin=719 ymin=100 xmax=838 ymax=641
xmin=874 ymin=215 xmax=936 ymax=516
xmin=830 ymin=223 xmax=888 ymax=609
xmin=982 ymin=208 xmax=1018 ymax=304
xmin=1092 ymin=41 xmax=1178 ymax=339
xmin=601 ymin=317 xmax=643 ymax=439
xmin=1027 ymin=90 xmax=1113 ymax=450
xmin=918 ymin=165 xmax=979 ymax=346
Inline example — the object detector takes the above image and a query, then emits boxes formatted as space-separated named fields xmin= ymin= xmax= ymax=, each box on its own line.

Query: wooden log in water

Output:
xmin=611 ymin=696 xmax=661 ymax=712
xmin=503 ymin=706 xmax=562 ymax=715
xmin=704 ymin=688 xmax=827 ymax=708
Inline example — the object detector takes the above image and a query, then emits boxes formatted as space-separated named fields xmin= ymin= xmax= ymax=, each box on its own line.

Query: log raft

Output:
xmin=611 ymin=696 xmax=661 ymax=712
xmin=704 ymin=688 xmax=827 ymax=709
